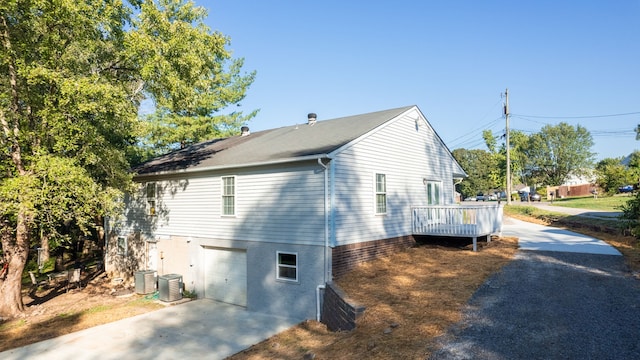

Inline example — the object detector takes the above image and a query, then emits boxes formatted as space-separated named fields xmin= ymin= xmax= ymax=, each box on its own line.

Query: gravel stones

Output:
xmin=430 ymin=250 xmax=640 ymax=359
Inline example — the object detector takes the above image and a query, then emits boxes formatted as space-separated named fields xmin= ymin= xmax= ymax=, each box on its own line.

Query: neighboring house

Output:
xmin=562 ymin=172 xmax=595 ymax=187
xmin=106 ymin=105 xmax=468 ymax=321
xmin=547 ymin=171 xmax=597 ymax=198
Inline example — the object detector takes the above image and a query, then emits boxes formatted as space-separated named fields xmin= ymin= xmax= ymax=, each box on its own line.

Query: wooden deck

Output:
xmin=412 ymin=204 xmax=504 ymax=251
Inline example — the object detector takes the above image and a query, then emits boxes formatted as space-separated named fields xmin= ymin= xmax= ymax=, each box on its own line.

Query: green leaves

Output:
xmin=1 ymin=0 xmax=256 ymax=240
xmin=126 ymin=0 xmax=256 ymax=156
xmin=0 ymin=154 xmax=123 ymax=243
xmin=452 ymin=148 xmax=500 ymax=197
xmin=455 ymin=122 xmax=596 ymax=196
xmin=595 ymin=156 xmax=637 ymax=195
xmin=523 ymin=122 xmax=595 ymax=186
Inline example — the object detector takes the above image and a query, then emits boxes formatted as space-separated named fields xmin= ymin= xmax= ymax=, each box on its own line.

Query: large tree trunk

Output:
xmin=0 ymin=212 xmax=30 ymax=318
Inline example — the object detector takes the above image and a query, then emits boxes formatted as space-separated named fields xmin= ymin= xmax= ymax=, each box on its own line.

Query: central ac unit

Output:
xmin=158 ymin=273 xmax=183 ymax=302
xmin=134 ymin=270 xmax=156 ymax=294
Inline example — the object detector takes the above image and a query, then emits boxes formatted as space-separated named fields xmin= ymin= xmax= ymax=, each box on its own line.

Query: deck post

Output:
xmin=472 ymin=236 xmax=477 ymax=252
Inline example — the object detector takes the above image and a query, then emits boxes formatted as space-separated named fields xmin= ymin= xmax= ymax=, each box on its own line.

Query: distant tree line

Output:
xmin=453 ymin=122 xmax=595 ymax=199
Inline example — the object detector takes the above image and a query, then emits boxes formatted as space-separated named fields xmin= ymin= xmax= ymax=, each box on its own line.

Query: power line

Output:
xmin=445 ymin=99 xmax=504 ymax=149
xmin=447 ymin=116 xmax=503 ymax=149
xmin=511 ymin=111 xmax=640 ymax=119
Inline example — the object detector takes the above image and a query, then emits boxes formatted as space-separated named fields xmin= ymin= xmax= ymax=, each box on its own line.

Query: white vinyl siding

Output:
xmin=331 ymin=111 xmax=457 ymax=246
xmin=125 ymin=163 xmax=325 ymax=246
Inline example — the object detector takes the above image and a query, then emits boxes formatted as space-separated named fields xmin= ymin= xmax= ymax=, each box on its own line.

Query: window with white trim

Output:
xmin=117 ymin=236 xmax=127 ymax=256
xmin=426 ymin=180 xmax=442 ymax=205
xmin=221 ymin=176 xmax=235 ymax=216
xmin=146 ymin=182 xmax=157 ymax=216
xmin=276 ymin=251 xmax=298 ymax=282
xmin=375 ymin=173 xmax=387 ymax=214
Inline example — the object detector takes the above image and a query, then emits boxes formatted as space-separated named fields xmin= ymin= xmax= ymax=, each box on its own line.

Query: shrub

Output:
xmin=619 ymin=193 xmax=640 ymax=237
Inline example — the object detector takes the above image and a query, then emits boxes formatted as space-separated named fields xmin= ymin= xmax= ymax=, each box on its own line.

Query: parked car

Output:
xmin=465 ymin=196 xmax=477 ymax=201
xmin=487 ymin=194 xmax=498 ymax=201
xmin=520 ymin=192 xmax=541 ymax=202
xmin=476 ymin=193 xmax=485 ymax=201
xmin=619 ymin=185 xmax=634 ymax=193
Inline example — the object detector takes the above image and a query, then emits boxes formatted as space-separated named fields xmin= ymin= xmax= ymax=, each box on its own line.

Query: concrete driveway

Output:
xmin=0 ymin=299 xmax=301 ymax=360
xmin=502 ymin=217 xmax=621 ymax=255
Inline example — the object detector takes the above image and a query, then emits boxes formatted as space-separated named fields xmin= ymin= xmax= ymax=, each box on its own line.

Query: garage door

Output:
xmin=204 ymin=248 xmax=247 ymax=307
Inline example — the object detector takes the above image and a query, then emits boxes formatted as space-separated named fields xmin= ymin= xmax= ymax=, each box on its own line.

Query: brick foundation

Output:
xmin=321 ymin=282 xmax=365 ymax=331
xmin=332 ymin=235 xmax=416 ymax=279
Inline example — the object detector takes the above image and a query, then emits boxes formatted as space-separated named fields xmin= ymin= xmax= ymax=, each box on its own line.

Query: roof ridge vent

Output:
xmin=307 ymin=113 xmax=317 ymax=126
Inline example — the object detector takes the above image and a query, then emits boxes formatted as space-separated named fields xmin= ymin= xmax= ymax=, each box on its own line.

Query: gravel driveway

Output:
xmin=430 ymin=222 xmax=640 ymax=359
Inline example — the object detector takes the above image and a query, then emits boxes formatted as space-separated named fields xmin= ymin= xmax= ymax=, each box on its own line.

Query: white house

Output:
xmin=106 ymin=105 xmax=480 ymax=321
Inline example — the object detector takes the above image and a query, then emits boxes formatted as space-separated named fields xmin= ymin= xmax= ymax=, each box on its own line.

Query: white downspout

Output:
xmin=316 ymin=157 xmax=330 ymax=321
xmin=316 ymin=284 xmax=325 ymax=322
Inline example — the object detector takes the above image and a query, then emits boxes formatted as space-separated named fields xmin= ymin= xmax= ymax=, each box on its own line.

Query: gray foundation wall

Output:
xmin=191 ymin=236 xmax=326 ymax=321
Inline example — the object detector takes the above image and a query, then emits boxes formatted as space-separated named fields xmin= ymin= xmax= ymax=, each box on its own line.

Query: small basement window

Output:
xmin=276 ymin=251 xmax=298 ymax=282
xmin=117 ymin=236 xmax=127 ymax=257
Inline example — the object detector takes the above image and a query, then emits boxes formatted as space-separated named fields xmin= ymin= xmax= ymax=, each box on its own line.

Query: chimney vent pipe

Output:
xmin=307 ymin=113 xmax=317 ymax=125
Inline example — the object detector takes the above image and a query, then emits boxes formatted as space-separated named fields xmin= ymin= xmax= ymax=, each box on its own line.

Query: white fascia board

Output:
xmin=133 ymin=154 xmax=332 ymax=180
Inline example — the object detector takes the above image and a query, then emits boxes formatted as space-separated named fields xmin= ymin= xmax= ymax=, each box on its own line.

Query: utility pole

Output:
xmin=504 ymin=88 xmax=511 ymax=205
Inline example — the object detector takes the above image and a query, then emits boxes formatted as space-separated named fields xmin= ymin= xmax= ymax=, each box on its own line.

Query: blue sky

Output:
xmin=205 ymin=1 xmax=639 ymax=161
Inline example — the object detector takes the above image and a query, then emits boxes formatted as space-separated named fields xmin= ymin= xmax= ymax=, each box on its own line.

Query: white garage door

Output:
xmin=204 ymin=248 xmax=247 ymax=307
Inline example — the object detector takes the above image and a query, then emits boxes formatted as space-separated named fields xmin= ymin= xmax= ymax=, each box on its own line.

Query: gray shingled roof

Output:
xmin=134 ymin=105 xmax=418 ymax=176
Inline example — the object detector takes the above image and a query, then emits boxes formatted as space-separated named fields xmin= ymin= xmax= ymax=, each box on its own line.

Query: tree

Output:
xmin=523 ymin=122 xmax=595 ymax=186
xmin=452 ymin=148 xmax=499 ymax=198
xmin=624 ymin=150 xmax=640 ymax=185
xmin=129 ymin=0 xmax=256 ymax=160
xmin=488 ymin=129 xmax=531 ymax=196
xmin=0 ymin=0 xmax=254 ymax=317
xmin=507 ymin=130 xmax=532 ymax=186
xmin=595 ymin=158 xmax=633 ymax=195
xmin=0 ymin=0 xmax=136 ymax=316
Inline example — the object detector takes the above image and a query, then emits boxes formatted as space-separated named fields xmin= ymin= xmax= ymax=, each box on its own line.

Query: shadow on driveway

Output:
xmin=0 ymin=299 xmax=301 ymax=360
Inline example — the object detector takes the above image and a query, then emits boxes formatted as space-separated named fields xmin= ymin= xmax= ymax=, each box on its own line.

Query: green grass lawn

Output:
xmin=549 ymin=194 xmax=632 ymax=211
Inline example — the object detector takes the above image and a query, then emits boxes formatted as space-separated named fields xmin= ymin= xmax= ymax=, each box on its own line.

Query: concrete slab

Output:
xmin=0 ymin=299 xmax=301 ymax=360
xmin=503 ymin=217 xmax=622 ymax=255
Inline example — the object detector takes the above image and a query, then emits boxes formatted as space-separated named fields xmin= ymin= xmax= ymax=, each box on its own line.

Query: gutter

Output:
xmin=134 ymin=154 xmax=331 ymax=180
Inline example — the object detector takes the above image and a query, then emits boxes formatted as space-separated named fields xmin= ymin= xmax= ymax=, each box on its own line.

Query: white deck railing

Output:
xmin=412 ymin=205 xmax=504 ymax=250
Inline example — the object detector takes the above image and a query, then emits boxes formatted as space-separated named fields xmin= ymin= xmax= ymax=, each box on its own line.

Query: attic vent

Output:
xmin=307 ymin=113 xmax=317 ymax=126
xmin=240 ymin=126 xmax=250 ymax=136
